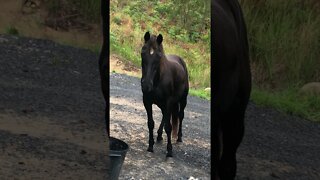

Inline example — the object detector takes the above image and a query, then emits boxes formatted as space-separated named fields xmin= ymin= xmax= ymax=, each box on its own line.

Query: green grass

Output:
xmin=37 ymin=0 xmax=320 ymax=122
xmin=251 ymin=86 xmax=320 ymax=122
xmin=241 ymin=0 xmax=320 ymax=87
xmin=189 ymin=89 xmax=211 ymax=100
xmin=110 ymin=31 xmax=140 ymax=66
xmin=5 ymin=26 xmax=19 ymax=35
xmin=110 ymin=0 xmax=210 ymax=89
xmin=240 ymin=0 xmax=320 ymax=122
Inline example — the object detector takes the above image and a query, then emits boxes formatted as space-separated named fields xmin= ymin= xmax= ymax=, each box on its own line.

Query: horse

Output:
xmin=99 ymin=0 xmax=109 ymax=137
xmin=141 ymin=32 xmax=189 ymax=157
xmin=212 ymin=0 xmax=252 ymax=179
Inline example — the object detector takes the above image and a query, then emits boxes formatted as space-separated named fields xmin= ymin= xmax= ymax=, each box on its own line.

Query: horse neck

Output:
xmin=159 ymin=55 xmax=169 ymax=78
xmin=159 ymin=44 xmax=168 ymax=65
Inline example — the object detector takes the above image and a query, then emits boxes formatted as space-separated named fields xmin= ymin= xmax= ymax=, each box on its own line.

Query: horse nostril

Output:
xmin=142 ymin=83 xmax=153 ymax=93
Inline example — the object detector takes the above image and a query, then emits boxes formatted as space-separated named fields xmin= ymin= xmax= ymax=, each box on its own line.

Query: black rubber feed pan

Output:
xmin=109 ymin=137 xmax=129 ymax=180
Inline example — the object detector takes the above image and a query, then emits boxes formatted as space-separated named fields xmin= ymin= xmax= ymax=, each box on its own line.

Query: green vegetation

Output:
xmin=252 ymin=86 xmax=320 ymax=122
xmin=110 ymin=0 xmax=211 ymax=94
xmin=241 ymin=0 xmax=320 ymax=88
xmin=5 ymin=26 xmax=19 ymax=35
xmin=43 ymin=0 xmax=320 ymax=120
xmin=240 ymin=0 xmax=320 ymax=121
xmin=70 ymin=0 xmax=100 ymax=22
xmin=189 ymin=89 xmax=211 ymax=100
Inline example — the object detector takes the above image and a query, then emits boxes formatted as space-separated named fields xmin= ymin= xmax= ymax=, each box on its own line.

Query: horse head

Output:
xmin=141 ymin=31 xmax=164 ymax=93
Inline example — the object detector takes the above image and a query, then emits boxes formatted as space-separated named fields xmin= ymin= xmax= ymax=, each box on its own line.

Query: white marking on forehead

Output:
xmin=150 ymin=48 xmax=154 ymax=55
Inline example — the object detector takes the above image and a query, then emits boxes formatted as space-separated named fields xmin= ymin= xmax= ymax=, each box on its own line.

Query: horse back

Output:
xmin=165 ymin=55 xmax=189 ymax=88
xmin=153 ymin=55 xmax=188 ymax=102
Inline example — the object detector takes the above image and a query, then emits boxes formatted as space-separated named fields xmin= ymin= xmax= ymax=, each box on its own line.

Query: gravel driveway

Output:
xmin=0 ymin=34 xmax=108 ymax=179
xmin=110 ymin=73 xmax=211 ymax=180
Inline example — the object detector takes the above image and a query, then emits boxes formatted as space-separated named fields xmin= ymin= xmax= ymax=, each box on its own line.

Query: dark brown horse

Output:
xmin=213 ymin=0 xmax=252 ymax=179
xmin=141 ymin=32 xmax=189 ymax=157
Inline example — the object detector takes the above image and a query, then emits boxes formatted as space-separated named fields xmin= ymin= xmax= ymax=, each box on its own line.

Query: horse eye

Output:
xmin=156 ymin=52 xmax=162 ymax=57
xmin=141 ymin=46 xmax=148 ymax=53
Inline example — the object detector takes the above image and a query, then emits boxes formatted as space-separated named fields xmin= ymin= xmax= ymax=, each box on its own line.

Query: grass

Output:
xmin=251 ymin=86 xmax=320 ymax=122
xmin=12 ymin=0 xmax=319 ymax=121
xmin=240 ymin=0 xmax=320 ymax=122
xmin=241 ymin=0 xmax=320 ymax=87
xmin=110 ymin=0 xmax=211 ymax=89
xmin=189 ymin=89 xmax=211 ymax=100
xmin=48 ymin=0 xmax=319 ymax=122
xmin=5 ymin=26 xmax=19 ymax=35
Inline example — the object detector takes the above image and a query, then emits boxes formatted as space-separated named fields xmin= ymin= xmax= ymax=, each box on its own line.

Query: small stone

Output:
xmin=270 ymin=172 xmax=280 ymax=178
xmin=300 ymin=82 xmax=320 ymax=96
xmin=80 ymin=150 xmax=87 ymax=155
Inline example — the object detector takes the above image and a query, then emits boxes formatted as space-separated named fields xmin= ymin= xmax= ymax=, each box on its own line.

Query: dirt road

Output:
xmin=0 ymin=34 xmax=108 ymax=179
xmin=110 ymin=72 xmax=320 ymax=180
xmin=110 ymin=73 xmax=211 ymax=179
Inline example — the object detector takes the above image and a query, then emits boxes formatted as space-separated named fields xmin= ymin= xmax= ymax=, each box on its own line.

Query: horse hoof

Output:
xmin=166 ymin=157 xmax=174 ymax=164
xmin=157 ymin=136 xmax=163 ymax=142
xmin=147 ymin=147 xmax=154 ymax=152
xmin=166 ymin=153 xmax=173 ymax=157
xmin=177 ymin=138 xmax=182 ymax=143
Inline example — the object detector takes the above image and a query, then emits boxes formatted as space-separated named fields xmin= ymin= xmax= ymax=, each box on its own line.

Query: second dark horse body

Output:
xmin=141 ymin=32 xmax=189 ymax=157
xmin=213 ymin=0 xmax=252 ymax=179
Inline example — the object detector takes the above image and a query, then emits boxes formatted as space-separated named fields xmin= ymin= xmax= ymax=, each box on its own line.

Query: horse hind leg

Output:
xmin=177 ymin=97 xmax=187 ymax=142
xmin=171 ymin=103 xmax=179 ymax=140
xmin=157 ymin=117 xmax=164 ymax=142
xmin=157 ymin=103 xmax=179 ymax=142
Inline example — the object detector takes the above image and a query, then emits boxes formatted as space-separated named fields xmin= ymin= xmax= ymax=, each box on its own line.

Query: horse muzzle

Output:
xmin=141 ymin=80 xmax=153 ymax=93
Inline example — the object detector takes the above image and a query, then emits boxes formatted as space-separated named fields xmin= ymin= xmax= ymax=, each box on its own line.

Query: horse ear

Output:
xmin=144 ymin=32 xmax=150 ymax=42
xmin=157 ymin=34 xmax=163 ymax=45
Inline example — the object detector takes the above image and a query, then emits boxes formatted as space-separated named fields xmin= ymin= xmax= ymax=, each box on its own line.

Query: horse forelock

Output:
xmin=145 ymin=34 xmax=165 ymax=55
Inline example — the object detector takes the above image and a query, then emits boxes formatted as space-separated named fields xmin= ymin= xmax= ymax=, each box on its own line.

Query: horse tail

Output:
xmin=171 ymin=103 xmax=179 ymax=139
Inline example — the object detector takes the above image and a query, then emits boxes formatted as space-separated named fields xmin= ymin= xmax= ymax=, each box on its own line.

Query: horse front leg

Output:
xmin=143 ymin=96 xmax=154 ymax=152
